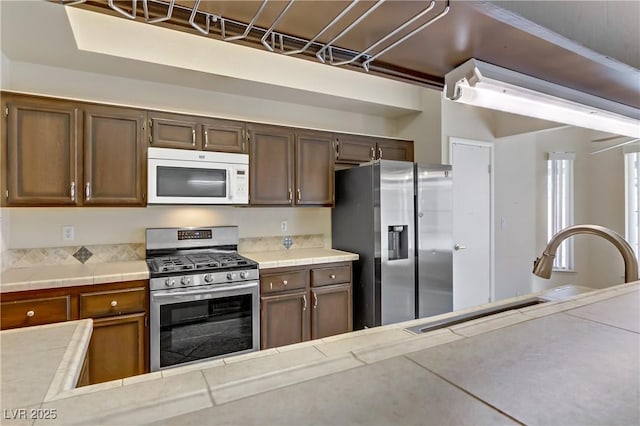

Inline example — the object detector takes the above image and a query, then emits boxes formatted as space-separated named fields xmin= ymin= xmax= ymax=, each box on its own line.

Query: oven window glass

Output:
xmin=156 ymin=166 xmax=227 ymax=198
xmin=159 ymin=294 xmax=253 ymax=368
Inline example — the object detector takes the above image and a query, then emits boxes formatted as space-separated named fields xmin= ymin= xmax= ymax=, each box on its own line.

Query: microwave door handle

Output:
xmin=152 ymin=282 xmax=258 ymax=300
xmin=228 ymin=168 xmax=232 ymax=201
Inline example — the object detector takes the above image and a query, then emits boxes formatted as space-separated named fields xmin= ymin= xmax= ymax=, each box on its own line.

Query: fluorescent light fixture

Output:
xmin=444 ymin=59 xmax=640 ymax=138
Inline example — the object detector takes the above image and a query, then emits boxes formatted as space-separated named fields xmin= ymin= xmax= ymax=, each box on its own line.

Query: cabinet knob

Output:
xmin=269 ymin=282 xmax=273 ymax=290
xmin=330 ymin=274 xmax=336 ymax=279
xmin=110 ymin=300 xmax=118 ymax=307
xmin=26 ymin=310 xmax=35 ymax=318
xmin=283 ymin=280 xmax=288 ymax=286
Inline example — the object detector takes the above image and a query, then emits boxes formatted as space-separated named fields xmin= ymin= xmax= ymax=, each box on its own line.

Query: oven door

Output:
xmin=150 ymin=281 xmax=259 ymax=371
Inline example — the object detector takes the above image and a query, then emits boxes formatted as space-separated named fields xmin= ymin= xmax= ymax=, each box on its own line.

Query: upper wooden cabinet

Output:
xmin=335 ymin=133 xmax=414 ymax=164
xmin=3 ymin=94 xmax=147 ymax=207
xmin=248 ymin=124 xmax=334 ymax=206
xmin=148 ymin=111 xmax=199 ymax=150
xmin=4 ymin=96 xmax=80 ymax=206
xmin=377 ymin=139 xmax=414 ymax=162
xmin=201 ymin=117 xmax=247 ymax=153
xmin=248 ymin=123 xmax=294 ymax=205
xmin=148 ymin=111 xmax=247 ymax=153
xmin=84 ymin=105 xmax=147 ymax=206
xmin=295 ymin=131 xmax=335 ymax=206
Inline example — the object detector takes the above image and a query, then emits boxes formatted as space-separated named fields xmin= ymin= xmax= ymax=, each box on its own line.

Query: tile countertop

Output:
xmin=1 ymin=282 xmax=638 ymax=425
xmin=0 ymin=249 xmax=359 ymax=293
xmin=240 ymin=248 xmax=359 ymax=269
xmin=0 ymin=261 xmax=150 ymax=293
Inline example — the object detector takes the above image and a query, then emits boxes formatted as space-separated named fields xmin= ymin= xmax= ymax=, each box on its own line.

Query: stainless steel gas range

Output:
xmin=146 ymin=226 xmax=259 ymax=372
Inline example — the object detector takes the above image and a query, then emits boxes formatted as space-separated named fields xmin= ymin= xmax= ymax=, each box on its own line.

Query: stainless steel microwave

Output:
xmin=147 ymin=147 xmax=249 ymax=205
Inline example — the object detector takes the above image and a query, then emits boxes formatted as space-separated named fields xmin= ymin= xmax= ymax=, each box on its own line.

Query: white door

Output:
xmin=450 ymin=139 xmax=493 ymax=310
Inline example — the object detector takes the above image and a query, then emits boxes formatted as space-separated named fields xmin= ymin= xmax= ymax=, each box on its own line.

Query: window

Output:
xmin=547 ymin=152 xmax=575 ymax=270
xmin=625 ymin=151 xmax=640 ymax=258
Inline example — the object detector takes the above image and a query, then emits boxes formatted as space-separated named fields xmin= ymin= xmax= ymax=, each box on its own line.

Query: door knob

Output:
xmin=454 ymin=244 xmax=467 ymax=251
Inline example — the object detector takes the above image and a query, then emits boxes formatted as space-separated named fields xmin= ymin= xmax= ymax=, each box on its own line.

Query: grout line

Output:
xmin=562 ymin=311 xmax=640 ymax=334
xmin=199 ymin=370 xmax=219 ymax=407
xmin=403 ymin=356 xmax=526 ymax=425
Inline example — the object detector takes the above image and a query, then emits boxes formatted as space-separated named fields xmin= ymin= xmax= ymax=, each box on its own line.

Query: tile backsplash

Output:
xmin=4 ymin=243 xmax=145 ymax=269
xmin=238 ymin=234 xmax=324 ymax=253
xmin=3 ymin=234 xmax=325 ymax=270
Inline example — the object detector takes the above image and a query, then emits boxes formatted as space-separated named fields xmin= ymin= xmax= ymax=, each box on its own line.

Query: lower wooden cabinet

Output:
xmin=87 ymin=313 xmax=146 ymax=385
xmin=0 ymin=295 xmax=71 ymax=329
xmin=311 ymin=284 xmax=352 ymax=340
xmin=260 ymin=291 xmax=310 ymax=349
xmin=260 ymin=262 xmax=352 ymax=349
xmin=0 ymin=280 xmax=149 ymax=385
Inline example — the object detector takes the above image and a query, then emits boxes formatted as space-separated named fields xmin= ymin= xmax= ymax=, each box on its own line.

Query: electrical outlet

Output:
xmin=62 ymin=225 xmax=75 ymax=241
xmin=280 ymin=220 xmax=288 ymax=232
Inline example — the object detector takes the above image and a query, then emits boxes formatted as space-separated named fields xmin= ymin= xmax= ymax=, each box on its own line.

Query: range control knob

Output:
xmin=227 ymin=272 xmax=236 ymax=280
xmin=165 ymin=278 xmax=176 ymax=287
xmin=239 ymin=271 xmax=248 ymax=279
xmin=181 ymin=277 xmax=191 ymax=286
xmin=204 ymin=274 xmax=214 ymax=283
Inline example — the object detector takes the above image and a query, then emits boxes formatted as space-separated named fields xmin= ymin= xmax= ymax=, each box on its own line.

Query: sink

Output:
xmin=404 ymin=297 xmax=548 ymax=334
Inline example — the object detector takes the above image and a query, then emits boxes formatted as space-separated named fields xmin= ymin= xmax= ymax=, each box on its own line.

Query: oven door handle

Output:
xmin=152 ymin=282 xmax=258 ymax=300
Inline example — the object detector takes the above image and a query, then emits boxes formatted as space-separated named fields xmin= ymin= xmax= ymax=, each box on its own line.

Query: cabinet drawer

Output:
xmin=260 ymin=270 xmax=308 ymax=294
xmin=311 ymin=265 xmax=351 ymax=287
xmin=1 ymin=296 xmax=70 ymax=329
xmin=80 ymin=288 xmax=146 ymax=318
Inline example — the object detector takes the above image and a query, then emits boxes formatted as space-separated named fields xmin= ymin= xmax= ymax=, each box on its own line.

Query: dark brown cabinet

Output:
xmin=0 ymin=280 xmax=149 ymax=385
xmin=84 ymin=105 xmax=146 ymax=206
xmin=148 ymin=111 xmax=247 ymax=153
xmin=248 ymin=124 xmax=294 ymax=205
xmin=335 ymin=133 xmax=414 ymax=164
xmin=377 ymin=138 xmax=414 ymax=162
xmin=2 ymin=94 xmax=147 ymax=207
xmin=295 ymin=131 xmax=334 ymax=206
xmin=311 ymin=284 xmax=352 ymax=340
xmin=260 ymin=262 xmax=352 ymax=349
xmin=0 ymin=295 xmax=71 ymax=329
xmin=201 ymin=117 xmax=247 ymax=153
xmin=4 ymin=96 xmax=80 ymax=206
xmin=249 ymin=124 xmax=334 ymax=206
xmin=148 ymin=111 xmax=199 ymax=150
xmin=87 ymin=313 xmax=146 ymax=385
xmin=260 ymin=291 xmax=310 ymax=349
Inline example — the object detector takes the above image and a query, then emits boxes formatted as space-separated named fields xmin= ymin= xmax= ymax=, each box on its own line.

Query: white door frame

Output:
xmin=448 ymin=137 xmax=495 ymax=302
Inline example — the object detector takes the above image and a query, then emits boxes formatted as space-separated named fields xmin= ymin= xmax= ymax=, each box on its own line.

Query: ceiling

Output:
xmin=61 ymin=0 xmax=640 ymax=113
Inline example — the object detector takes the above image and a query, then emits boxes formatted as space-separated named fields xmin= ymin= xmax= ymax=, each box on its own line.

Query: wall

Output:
xmin=441 ymin=98 xmax=626 ymax=298
xmin=532 ymin=126 xmax=625 ymax=291
xmin=493 ymin=133 xmax=537 ymax=299
xmin=396 ymin=89 xmax=442 ymax=164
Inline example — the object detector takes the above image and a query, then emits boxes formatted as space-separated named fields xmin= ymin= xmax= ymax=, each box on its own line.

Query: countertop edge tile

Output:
xmin=43 ymin=319 xmax=93 ymax=402
xmin=1 ymin=261 xmax=149 ymax=293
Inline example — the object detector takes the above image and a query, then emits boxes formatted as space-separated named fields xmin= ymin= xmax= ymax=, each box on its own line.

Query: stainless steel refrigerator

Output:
xmin=332 ymin=160 xmax=452 ymax=329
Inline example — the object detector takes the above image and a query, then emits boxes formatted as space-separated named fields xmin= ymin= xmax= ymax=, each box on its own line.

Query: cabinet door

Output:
xmin=311 ymin=284 xmax=352 ymax=340
xmin=202 ymin=117 xmax=247 ymax=153
xmin=248 ymin=124 xmax=294 ymax=205
xmin=260 ymin=291 xmax=310 ymax=349
xmin=377 ymin=139 xmax=414 ymax=162
xmin=335 ymin=134 xmax=377 ymax=164
xmin=0 ymin=295 xmax=70 ymax=330
xmin=148 ymin=111 xmax=199 ymax=150
xmin=295 ymin=131 xmax=334 ymax=206
xmin=5 ymin=97 xmax=80 ymax=206
xmin=84 ymin=106 xmax=146 ymax=206
xmin=88 ymin=312 xmax=146 ymax=384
